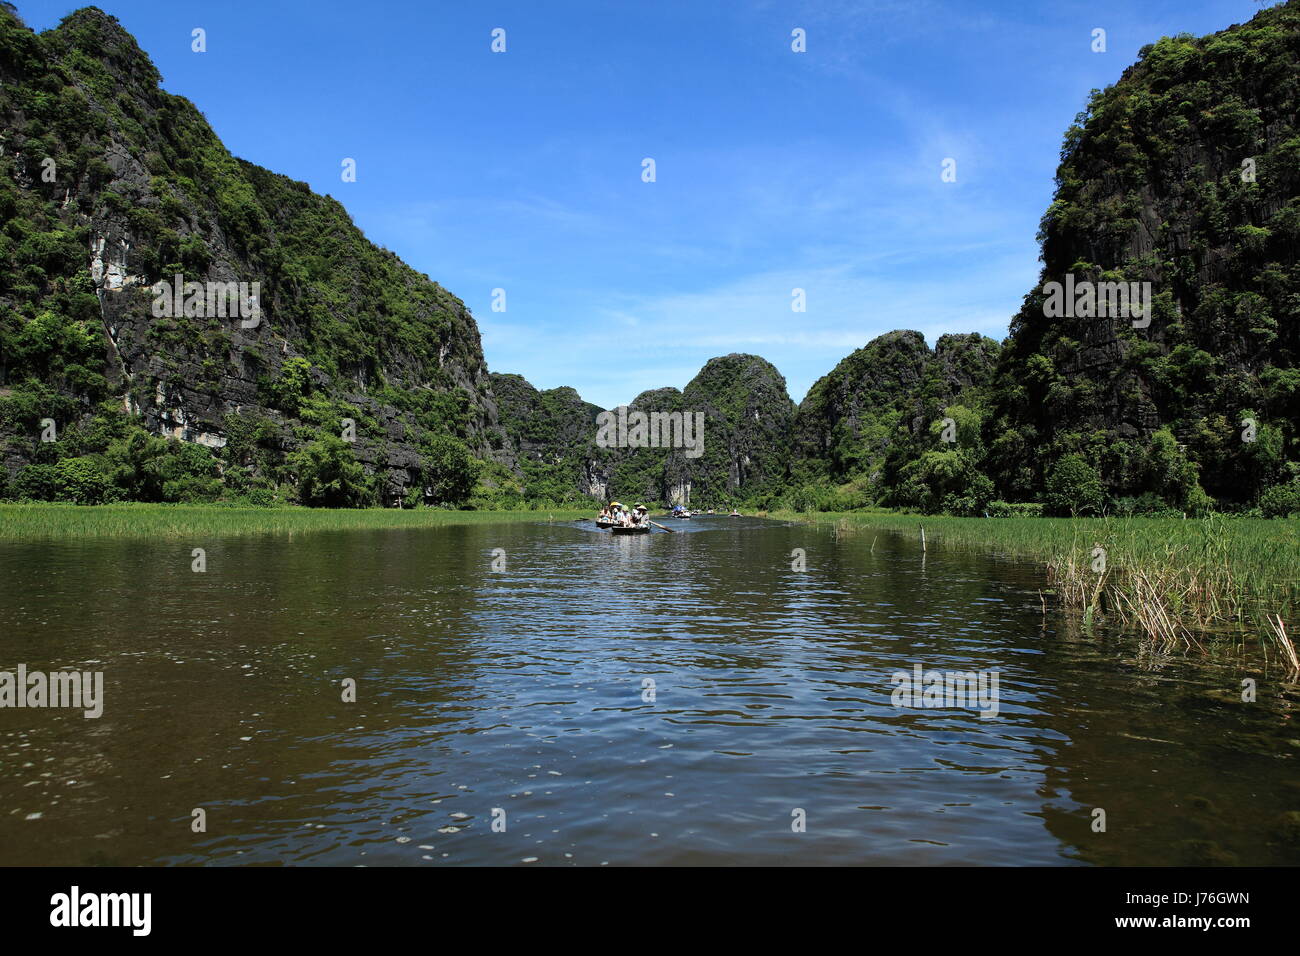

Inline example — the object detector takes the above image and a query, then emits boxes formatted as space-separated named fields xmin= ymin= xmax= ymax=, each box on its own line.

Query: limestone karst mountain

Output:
xmin=1 ymin=5 xmax=507 ymax=503
xmin=985 ymin=1 xmax=1300 ymax=509
xmin=3 ymin=2 xmax=1298 ymax=514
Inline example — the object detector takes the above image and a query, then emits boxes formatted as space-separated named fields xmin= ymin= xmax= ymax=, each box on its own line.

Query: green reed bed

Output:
xmin=776 ymin=509 xmax=1299 ymax=657
xmin=0 ymin=502 xmax=590 ymax=540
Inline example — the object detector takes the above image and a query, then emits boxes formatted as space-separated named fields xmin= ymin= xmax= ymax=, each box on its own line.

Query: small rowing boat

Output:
xmin=610 ymin=525 xmax=651 ymax=535
xmin=594 ymin=519 xmax=616 ymax=529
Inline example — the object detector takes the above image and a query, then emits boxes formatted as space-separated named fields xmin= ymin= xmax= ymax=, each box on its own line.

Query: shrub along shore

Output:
xmin=772 ymin=509 xmax=1299 ymax=660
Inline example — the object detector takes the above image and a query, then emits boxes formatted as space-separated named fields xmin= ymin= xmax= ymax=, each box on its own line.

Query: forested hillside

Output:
xmin=986 ymin=1 xmax=1300 ymax=516
xmin=3 ymin=2 xmax=1299 ymax=516
xmin=0 ymin=5 xmax=501 ymax=508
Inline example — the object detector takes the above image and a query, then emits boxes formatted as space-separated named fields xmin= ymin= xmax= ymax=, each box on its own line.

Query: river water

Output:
xmin=1 ymin=515 xmax=1296 ymax=866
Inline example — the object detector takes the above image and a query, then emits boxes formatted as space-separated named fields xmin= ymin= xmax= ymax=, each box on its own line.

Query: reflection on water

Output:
xmin=0 ymin=516 xmax=1296 ymax=866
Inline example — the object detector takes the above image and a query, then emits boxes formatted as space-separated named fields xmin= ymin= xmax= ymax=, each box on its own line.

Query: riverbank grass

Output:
xmin=0 ymin=502 xmax=590 ymax=540
xmin=775 ymin=509 xmax=1298 ymax=653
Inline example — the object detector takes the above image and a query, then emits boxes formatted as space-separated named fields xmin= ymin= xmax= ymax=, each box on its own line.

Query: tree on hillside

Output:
xmin=1044 ymin=454 xmax=1105 ymax=516
xmin=419 ymin=433 xmax=479 ymax=506
xmin=288 ymin=434 xmax=375 ymax=508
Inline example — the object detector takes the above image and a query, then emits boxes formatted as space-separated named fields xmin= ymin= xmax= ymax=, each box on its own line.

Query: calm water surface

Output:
xmin=1 ymin=516 xmax=1297 ymax=866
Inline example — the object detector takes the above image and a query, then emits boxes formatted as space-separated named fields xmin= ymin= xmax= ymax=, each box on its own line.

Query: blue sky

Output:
xmin=20 ymin=0 xmax=1269 ymax=408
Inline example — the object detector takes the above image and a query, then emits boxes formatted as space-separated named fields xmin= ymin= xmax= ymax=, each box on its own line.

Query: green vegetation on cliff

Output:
xmin=1 ymin=5 xmax=496 ymax=509
xmin=986 ymin=1 xmax=1300 ymax=515
xmin=783 ymin=331 xmax=1000 ymax=514
xmin=4 ymin=3 xmax=1300 ymax=519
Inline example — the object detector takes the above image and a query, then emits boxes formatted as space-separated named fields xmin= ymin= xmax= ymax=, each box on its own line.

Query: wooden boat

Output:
xmin=610 ymin=525 xmax=651 ymax=535
xmin=595 ymin=519 xmax=616 ymax=529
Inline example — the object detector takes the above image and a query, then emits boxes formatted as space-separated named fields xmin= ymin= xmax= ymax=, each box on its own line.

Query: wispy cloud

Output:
xmin=184 ymin=0 xmax=1257 ymax=413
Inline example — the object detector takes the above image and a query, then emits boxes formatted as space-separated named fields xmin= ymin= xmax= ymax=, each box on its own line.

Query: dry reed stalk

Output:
xmin=1266 ymin=614 xmax=1299 ymax=675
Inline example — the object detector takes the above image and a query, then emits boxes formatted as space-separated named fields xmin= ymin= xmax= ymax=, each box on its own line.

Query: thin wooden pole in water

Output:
xmin=919 ymin=524 xmax=926 ymax=552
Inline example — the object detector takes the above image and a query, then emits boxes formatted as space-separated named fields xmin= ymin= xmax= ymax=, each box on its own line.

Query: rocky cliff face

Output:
xmin=495 ymin=354 xmax=797 ymax=506
xmin=0 ymin=6 xmax=510 ymax=497
xmin=0 ymin=6 xmax=805 ymax=508
xmin=673 ymin=353 xmax=796 ymax=502
xmin=8 ymin=3 xmax=1292 ymax=512
xmin=489 ymin=372 xmax=611 ymax=500
xmin=604 ymin=355 xmax=796 ymax=505
xmin=986 ymin=0 xmax=1300 ymax=506
xmin=794 ymin=330 xmax=1000 ymax=485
